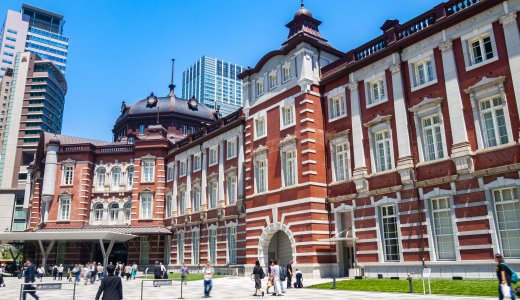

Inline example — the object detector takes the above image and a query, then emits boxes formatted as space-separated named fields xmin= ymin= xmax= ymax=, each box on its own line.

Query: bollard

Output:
xmin=407 ymin=274 xmax=413 ymax=293
xmin=178 ymin=279 xmax=184 ymax=299
xmin=332 ymin=277 xmax=336 ymax=289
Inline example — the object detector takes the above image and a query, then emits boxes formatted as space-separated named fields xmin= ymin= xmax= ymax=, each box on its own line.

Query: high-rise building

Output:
xmin=182 ymin=56 xmax=243 ymax=117
xmin=0 ymin=52 xmax=67 ymax=232
xmin=0 ymin=4 xmax=69 ymax=78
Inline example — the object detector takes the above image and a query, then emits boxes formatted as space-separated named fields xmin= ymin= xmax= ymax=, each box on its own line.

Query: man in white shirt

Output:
xmin=202 ymin=262 xmax=214 ymax=298
xmin=271 ymin=260 xmax=284 ymax=296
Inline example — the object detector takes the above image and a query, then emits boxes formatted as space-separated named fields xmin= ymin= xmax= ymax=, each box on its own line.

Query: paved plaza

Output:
xmin=0 ymin=275 xmax=495 ymax=300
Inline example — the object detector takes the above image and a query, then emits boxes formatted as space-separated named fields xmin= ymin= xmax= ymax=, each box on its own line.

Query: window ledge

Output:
xmin=253 ymin=135 xmax=267 ymax=142
xmin=328 ymin=114 xmax=348 ymax=123
xmin=368 ymin=168 xmax=396 ymax=177
xmin=280 ymin=123 xmax=296 ymax=131
xmin=416 ymin=156 xmax=451 ymax=167
xmin=140 ymin=181 xmax=155 ymax=184
xmin=226 ymin=155 xmax=237 ymax=160
xmin=60 ymin=184 xmax=73 ymax=187
xmin=410 ymin=79 xmax=438 ymax=92
xmin=474 ymin=141 xmax=517 ymax=154
xmin=465 ymin=56 xmax=499 ymax=72
xmin=366 ymin=98 xmax=388 ymax=109
xmin=329 ymin=179 xmax=352 ymax=186
xmin=56 ymin=220 xmax=70 ymax=223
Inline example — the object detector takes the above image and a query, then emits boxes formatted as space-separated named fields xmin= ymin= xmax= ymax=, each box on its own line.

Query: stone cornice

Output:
xmin=363 ymin=114 xmax=392 ymax=127
xmin=279 ymin=134 xmax=298 ymax=148
xmin=500 ymin=12 xmax=517 ymax=25
xmin=438 ymin=40 xmax=453 ymax=53
xmin=409 ymin=97 xmax=444 ymax=113
xmin=463 ymin=76 xmax=506 ymax=94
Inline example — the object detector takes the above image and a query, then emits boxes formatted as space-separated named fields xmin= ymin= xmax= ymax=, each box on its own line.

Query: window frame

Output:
xmin=429 ymin=197 xmax=457 ymax=261
xmin=93 ymin=203 xmax=104 ymax=221
xmin=139 ymin=193 xmax=153 ymax=219
xmin=226 ymin=138 xmax=237 ymax=160
xmin=109 ymin=202 xmax=119 ymax=221
xmin=268 ymin=69 xmax=278 ymax=90
xmin=112 ymin=167 xmax=122 ymax=187
xmin=226 ymin=172 xmax=237 ymax=205
xmin=282 ymin=62 xmax=291 ymax=82
xmin=208 ymin=180 xmax=218 ymax=209
xmin=328 ymin=93 xmax=347 ymax=122
xmin=209 ymin=146 xmax=218 ymax=166
xmin=166 ymin=163 xmax=174 ymax=181
xmin=141 ymin=160 xmax=155 ymax=183
xmin=179 ymin=160 xmax=187 ymax=177
xmin=254 ymin=157 xmax=268 ymax=194
xmin=208 ymin=228 xmax=217 ymax=265
xmin=254 ymin=114 xmax=267 ymax=140
xmin=96 ymin=167 xmax=106 ymax=188
xmin=61 ymin=164 xmax=74 ymax=186
xmin=280 ymin=102 xmax=296 ymax=130
xmin=192 ymin=230 xmax=200 ymax=264
xmin=365 ymin=74 xmax=388 ymax=107
xmin=193 ymin=153 xmax=202 ymax=171
xmin=227 ymin=225 xmax=237 ymax=265
xmin=409 ymin=51 xmax=438 ymax=91
xmin=58 ymin=195 xmax=71 ymax=221
xmin=461 ymin=25 xmax=498 ymax=71
xmin=492 ymin=186 xmax=520 ymax=258
xmin=330 ymin=135 xmax=350 ymax=182
xmin=379 ymin=205 xmax=401 ymax=262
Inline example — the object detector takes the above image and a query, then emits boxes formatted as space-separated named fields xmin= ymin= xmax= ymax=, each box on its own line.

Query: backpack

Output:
xmin=502 ymin=263 xmax=519 ymax=284
xmin=279 ymin=266 xmax=286 ymax=281
xmin=260 ymin=267 xmax=265 ymax=279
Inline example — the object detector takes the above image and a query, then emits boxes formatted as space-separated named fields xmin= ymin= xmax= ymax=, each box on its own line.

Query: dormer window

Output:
xmin=269 ymin=70 xmax=278 ymax=90
xmin=256 ymin=77 xmax=265 ymax=96
xmin=282 ymin=62 xmax=291 ymax=82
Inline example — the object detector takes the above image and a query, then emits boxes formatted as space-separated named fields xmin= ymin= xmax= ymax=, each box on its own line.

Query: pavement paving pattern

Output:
xmin=0 ymin=275 xmax=494 ymax=300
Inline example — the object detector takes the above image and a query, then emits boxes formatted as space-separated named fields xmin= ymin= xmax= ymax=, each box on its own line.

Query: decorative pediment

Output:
xmin=279 ymin=134 xmax=298 ymax=148
xmin=409 ymin=97 xmax=443 ymax=113
xmin=192 ymin=178 xmax=201 ymax=185
xmin=141 ymin=154 xmax=157 ymax=160
xmin=59 ymin=190 xmax=73 ymax=196
xmin=363 ymin=114 xmax=392 ymax=127
xmin=139 ymin=187 xmax=154 ymax=194
xmin=208 ymin=172 xmax=218 ymax=180
xmin=464 ymin=76 xmax=506 ymax=94
xmin=326 ymin=129 xmax=350 ymax=141
xmin=252 ymin=145 xmax=269 ymax=157
xmin=225 ymin=165 xmax=238 ymax=174
xmin=61 ymin=158 xmax=76 ymax=165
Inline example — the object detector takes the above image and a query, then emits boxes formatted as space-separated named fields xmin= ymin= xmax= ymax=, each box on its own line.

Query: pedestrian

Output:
xmin=72 ymin=264 xmax=80 ymax=283
xmin=495 ymin=253 xmax=517 ymax=300
xmin=266 ymin=260 xmax=273 ymax=294
xmin=153 ymin=261 xmax=162 ymax=287
xmin=22 ymin=259 xmax=38 ymax=300
xmin=160 ymin=262 xmax=167 ymax=279
xmin=131 ymin=262 xmax=138 ymax=279
xmin=52 ymin=265 xmax=58 ymax=280
xmin=0 ymin=264 xmax=6 ymax=287
xmin=202 ymin=262 xmax=214 ymax=298
xmin=114 ymin=262 xmax=120 ymax=277
xmin=91 ymin=261 xmax=98 ymax=283
xmin=294 ymin=269 xmax=303 ymax=288
xmin=252 ymin=260 xmax=265 ymax=296
xmin=286 ymin=260 xmax=293 ymax=288
xmin=272 ymin=260 xmax=285 ymax=296
xmin=97 ymin=263 xmax=105 ymax=281
xmin=36 ymin=265 xmax=44 ymax=282
xmin=83 ymin=264 xmax=91 ymax=285
xmin=57 ymin=264 xmax=64 ymax=281
xmin=95 ymin=265 xmax=123 ymax=300
xmin=124 ymin=264 xmax=132 ymax=281
xmin=180 ymin=263 xmax=189 ymax=285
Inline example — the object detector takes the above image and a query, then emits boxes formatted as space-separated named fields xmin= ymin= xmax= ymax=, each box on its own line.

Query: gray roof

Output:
xmin=116 ymin=95 xmax=217 ymax=124
xmin=43 ymin=132 xmax=110 ymax=146
xmin=38 ymin=226 xmax=171 ymax=235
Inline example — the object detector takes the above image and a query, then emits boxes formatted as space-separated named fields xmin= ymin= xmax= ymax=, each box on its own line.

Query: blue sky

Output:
xmin=0 ymin=0 xmax=441 ymax=141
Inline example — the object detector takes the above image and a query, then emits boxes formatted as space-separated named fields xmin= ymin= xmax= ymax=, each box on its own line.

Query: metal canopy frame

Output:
xmin=0 ymin=231 xmax=137 ymax=272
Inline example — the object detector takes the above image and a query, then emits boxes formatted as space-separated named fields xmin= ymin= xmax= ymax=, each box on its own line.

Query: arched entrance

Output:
xmin=258 ymin=222 xmax=296 ymax=267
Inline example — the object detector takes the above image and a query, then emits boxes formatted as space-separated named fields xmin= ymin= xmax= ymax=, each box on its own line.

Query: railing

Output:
xmin=397 ymin=12 xmax=438 ymax=40
xmin=445 ymin=0 xmax=481 ymax=16
xmin=353 ymin=36 xmax=389 ymax=61
xmin=223 ymin=109 xmax=242 ymax=125
xmin=97 ymin=146 xmax=134 ymax=153
xmin=206 ymin=122 xmax=220 ymax=134
xmin=60 ymin=145 xmax=92 ymax=152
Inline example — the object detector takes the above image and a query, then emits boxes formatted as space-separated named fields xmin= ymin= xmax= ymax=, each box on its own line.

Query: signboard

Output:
xmin=36 ymin=283 xmax=62 ymax=290
xmin=153 ymin=280 xmax=172 ymax=286
xmin=422 ymin=268 xmax=431 ymax=278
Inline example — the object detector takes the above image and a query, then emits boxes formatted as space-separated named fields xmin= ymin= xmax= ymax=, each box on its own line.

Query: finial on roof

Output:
xmin=301 ymin=0 xmax=304 ymax=8
xmin=168 ymin=59 xmax=176 ymax=97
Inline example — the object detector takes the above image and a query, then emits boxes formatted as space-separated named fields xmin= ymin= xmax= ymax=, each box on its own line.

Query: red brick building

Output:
xmin=20 ymin=0 xmax=520 ymax=279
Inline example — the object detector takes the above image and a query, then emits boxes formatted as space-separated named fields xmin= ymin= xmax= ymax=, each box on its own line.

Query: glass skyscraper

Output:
xmin=182 ymin=56 xmax=243 ymax=117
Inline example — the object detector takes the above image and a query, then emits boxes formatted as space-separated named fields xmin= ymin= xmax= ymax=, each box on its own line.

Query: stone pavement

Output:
xmin=0 ymin=275 xmax=495 ymax=300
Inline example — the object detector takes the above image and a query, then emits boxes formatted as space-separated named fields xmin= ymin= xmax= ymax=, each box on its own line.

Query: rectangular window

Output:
xmin=62 ymin=165 xmax=74 ymax=185
xmin=329 ymin=95 xmax=346 ymax=120
xmin=493 ymin=187 xmax=520 ymax=258
xmin=179 ymin=189 xmax=186 ymax=215
xmin=59 ymin=197 xmax=71 ymax=221
xmin=282 ymin=63 xmax=291 ymax=82
xmin=166 ymin=164 xmax=174 ymax=181
xmin=178 ymin=232 xmax=185 ymax=264
xmin=333 ymin=143 xmax=348 ymax=181
xmin=192 ymin=231 xmax=200 ymax=264
xmin=255 ymin=159 xmax=267 ymax=193
xmin=138 ymin=124 xmax=145 ymax=135
xmin=256 ymin=78 xmax=265 ymax=96
xmin=140 ymin=194 xmax=153 ymax=219
xmin=368 ymin=79 xmax=386 ymax=105
xmin=209 ymin=229 xmax=217 ymax=265
xmin=193 ymin=187 xmax=201 ymax=212
xmin=282 ymin=150 xmax=297 ymax=187
xmin=193 ymin=154 xmax=201 ymax=171
xmin=7 ymin=29 xmax=17 ymax=34
xmin=142 ymin=161 xmax=154 ymax=182
xmin=269 ymin=71 xmax=277 ymax=89
xmin=374 ymin=130 xmax=392 ymax=172
xmin=479 ymin=96 xmax=509 ymax=148
xmin=414 ymin=58 xmax=435 ymax=87
xmin=179 ymin=160 xmax=187 ymax=177
xmin=209 ymin=146 xmax=218 ymax=166
xmin=380 ymin=205 xmax=400 ymax=262
xmin=209 ymin=181 xmax=218 ymax=208
xmin=227 ymin=226 xmax=237 ymax=264
xmin=430 ymin=198 xmax=456 ymax=260
xmin=165 ymin=193 xmax=172 ymax=218
xmin=182 ymin=125 xmax=188 ymax=136
xmin=281 ymin=104 xmax=295 ymax=128
xmin=469 ymin=34 xmax=494 ymax=65
xmin=255 ymin=116 xmax=266 ymax=138
xmin=227 ymin=175 xmax=237 ymax=205
xmin=421 ymin=115 xmax=444 ymax=161
xmin=227 ymin=139 xmax=237 ymax=159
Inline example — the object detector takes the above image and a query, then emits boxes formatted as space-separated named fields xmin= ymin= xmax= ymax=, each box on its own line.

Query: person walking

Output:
xmin=252 ymin=260 xmax=265 ymax=296
xmin=153 ymin=261 xmax=162 ymax=287
xmin=52 ymin=265 xmax=58 ymax=280
xmin=83 ymin=264 xmax=91 ymax=285
xmin=124 ymin=264 xmax=132 ymax=281
xmin=160 ymin=262 xmax=167 ymax=279
xmin=97 ymin=263 xmax=105 ymax=281
xmin=272 ymin=260 xmax=284 ymax=296
xmin=95 ymin=265 xmax=123 ymax=300
xmin=57 ymin=264 xmax=64 ymax=281
xmin=202 ymin=262 xmax=214 ymax=298
xmin=22 ymin=259 xmax=39 ymax=300
xmin=91 ymin=261 xmax=98 ymax=284
xmin=180 ymin=263 xmax=189 ymax=285
xmin=131 ymin=262 xmax=138 ymax=280
xmin=36 ymin=265 xmax=44 ymax=282
xmin=266 ymin=260 xmax=273 ymax=294
xmin=496 ymin=253 xmax=517 ymax=300
xmin=286 ymin=261 xmax=293 ymax=288
xmin=72 ymin=264 xmax=80 ymax=283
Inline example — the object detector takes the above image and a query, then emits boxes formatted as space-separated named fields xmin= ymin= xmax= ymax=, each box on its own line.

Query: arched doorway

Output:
xmin=268 ymin=231 xmax=293 ymax=265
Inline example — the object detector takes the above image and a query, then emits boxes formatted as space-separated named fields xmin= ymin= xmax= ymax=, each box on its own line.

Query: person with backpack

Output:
xmin=495 ymin=253 xmax=517 ymax=300
xmin=266 ymin=260 xmax=274 ymax=294
xmin=294 ymin=269 xmax=303 ymax=288
xmin=252 ymin=260 xmax=265 ymax=296
xmin=286 ymin=261 xmax=293 ymax=288
xmin=272 ymin=260 xmax=285 ymax=296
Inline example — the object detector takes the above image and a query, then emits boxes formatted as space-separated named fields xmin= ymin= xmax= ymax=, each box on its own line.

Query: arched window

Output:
xmin=112 ymin=167 xmax=121 ymax=187
xmin=124 ymin=202 xmax=131 ymax=221
xmin=109 ymin=202 xmax=119 ymax=221
xmin=127 ymin=166 xmax=134 ymax=186
xmin=94 ymin=203 xmax=104 ymax=221
xmin=96 ymin=168 xmax=106 ymax=187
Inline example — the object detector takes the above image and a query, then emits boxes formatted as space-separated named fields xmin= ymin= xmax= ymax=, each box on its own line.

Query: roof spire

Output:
xmin=301 ymin=0 xmax=304 ymax=8
xmin=168 ymin=58 xmax=175 ymax=97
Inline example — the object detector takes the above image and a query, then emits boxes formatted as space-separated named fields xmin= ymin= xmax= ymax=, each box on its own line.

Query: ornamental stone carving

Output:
xmin=390 ymin=63 xmax=401 ymax=74
xmin=500 ymin=12 xmax=517 ymax=26
xmin=438 ymin=40 xmax=453 ymax=53
xmin=347 ymin=81 xmax=358 ymax=91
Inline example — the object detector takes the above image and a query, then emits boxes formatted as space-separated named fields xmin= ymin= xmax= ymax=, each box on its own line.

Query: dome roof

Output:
xmin=116 ymin=94 xmax=217 ymax=124
xmin=294 ymin=5 xmax=313 ymax=18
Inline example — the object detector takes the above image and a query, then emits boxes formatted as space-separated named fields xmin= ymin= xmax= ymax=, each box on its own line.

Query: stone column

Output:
xmin=348 ymin=81 xmax=368 ymax=193
xmin=390 ymin=63 xmax=414 ymax=184
xmin=439 ymin=40 xmax=473 ymax=174
xmin=237 ymin=135 xmax=245 ymax=200
xmin=500 ymin=11 xmax=520 ymax=137
xmin=172 ymin=163 xmax=178 ymax=216
xmin=218 ymin=141 xmax=225 ymax=207
xmin=41 ymin=140 xmax=60 ymax=222
xmin=185 ymin=156 xmax=192 ymax=214
xmin=201 ymin=150 xmax=207 ymax=210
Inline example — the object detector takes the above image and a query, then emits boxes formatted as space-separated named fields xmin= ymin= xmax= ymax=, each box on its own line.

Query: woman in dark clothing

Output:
xmin=252 ymin=260 xmax=264 ymax=297
xmin=495 ymin=253 xmax=516 ymax=300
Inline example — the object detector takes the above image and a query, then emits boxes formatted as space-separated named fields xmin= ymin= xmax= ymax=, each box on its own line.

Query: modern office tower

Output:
xmin=182 ymin=56 xmax=243 ymax=117
xmin=0 ymin=4 xmax=69 ymax=79
xmin=0 ymin=52 xmax=67 ymax=232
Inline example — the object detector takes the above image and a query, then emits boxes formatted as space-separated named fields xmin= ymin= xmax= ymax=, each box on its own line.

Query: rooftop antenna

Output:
xmin=168 ymin=59 xmax=175 ymax=97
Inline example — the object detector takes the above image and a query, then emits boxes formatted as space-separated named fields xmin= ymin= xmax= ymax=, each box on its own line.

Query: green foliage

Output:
xmin=310 ymin=279 xmax=500 ymax=297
